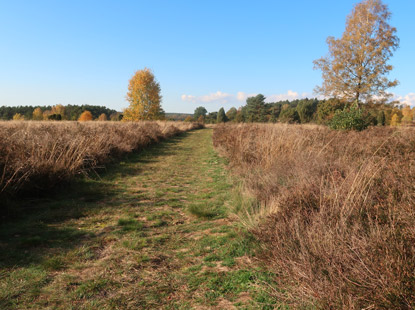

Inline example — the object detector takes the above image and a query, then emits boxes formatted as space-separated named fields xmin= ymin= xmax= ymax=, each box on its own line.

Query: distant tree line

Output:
xmin=0 ymin=105 xmax=119 ymax=121
xmin=191 ymin=95 xmax=414 ymax=127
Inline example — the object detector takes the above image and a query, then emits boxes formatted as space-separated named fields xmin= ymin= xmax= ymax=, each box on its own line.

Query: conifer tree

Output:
xmin=217 ymin=108 xmax=228 ymax=123
xmin=245 ymin=95 xmax=267 ymax=122
xmin=377 ymin=110 xmax=385 ymax=126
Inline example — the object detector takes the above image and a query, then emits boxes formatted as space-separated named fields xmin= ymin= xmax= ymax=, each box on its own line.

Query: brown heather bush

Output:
xmin=213 ymin=123 xmax=415 ymax=309
xmin=0 ymin=121 xmax=202 ymax=200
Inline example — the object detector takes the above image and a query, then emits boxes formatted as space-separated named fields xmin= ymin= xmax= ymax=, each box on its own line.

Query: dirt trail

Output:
xmin=0 ymin=129 xmax=275 ymax=309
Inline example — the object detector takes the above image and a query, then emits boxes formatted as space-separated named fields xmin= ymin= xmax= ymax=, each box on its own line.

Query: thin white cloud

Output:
xmin=181 ymin=91 xmax=233 ymax=104
xmin=266 ymin=90 xmax=301 ymax=102
xmin=394 ymin=92 xmax=415 ymax=107
xmin=181 ymin=94 xmax=196 ymax=102
xmin=236 ymin=92 xmax=258 ymax=102
xmin=182 ymin=90 xmax=415 ymax=107
xmin=200 ymin=91 xmax=233 ymax=103
xmin=181 ymin=90 xmax=311 ymax=105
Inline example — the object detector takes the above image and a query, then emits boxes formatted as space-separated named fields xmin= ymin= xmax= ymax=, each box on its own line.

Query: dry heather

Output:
xmin=0 ymin=121 xmax=202 ymax=199
xmin=213 ymin=123 xmax=415 ymax=309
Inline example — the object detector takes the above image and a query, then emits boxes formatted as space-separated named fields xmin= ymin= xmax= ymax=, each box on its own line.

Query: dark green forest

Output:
xmin=199 ymin=95 xmax=413 ymax=128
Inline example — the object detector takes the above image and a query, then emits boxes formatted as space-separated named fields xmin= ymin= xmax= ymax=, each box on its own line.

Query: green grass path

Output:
xmin=0 ymin=129 xmax=277 ymax=309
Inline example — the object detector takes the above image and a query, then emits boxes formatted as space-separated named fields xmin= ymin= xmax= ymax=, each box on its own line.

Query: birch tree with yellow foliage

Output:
xmin=50 ymin=104 xmax=66 ymax=120
xmin=401 ymin=105 xmax=412 ymax=123
xmin=32 ymin=107 xmax=43 ymax=120
xmin=390 ymin=113 xmax=400 ymax=126
xmin=123 ymin=68 xmax=164 ymax=121
xmin=78 ymin=110 xmax=93 ymax=121
xmin=314 ymin=0 xmax=399 ymax=104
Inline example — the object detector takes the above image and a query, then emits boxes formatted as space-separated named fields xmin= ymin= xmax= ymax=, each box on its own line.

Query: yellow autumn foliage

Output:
xmin=13 ymin=113 xmax=24 ymax=120
xmin=401 ymin=105 xmax=413 ymax=125
xmin=32 ymin=108 xmax=43 ymax=120
xmin=123 ymin=68 xmax=164 ymax=121
xmin=78 ymin=110 xmax=93 ymax=121
xmin=390 ymin=113 xmax=400 ymax=126
xmin=98 ymin=113 xmax=108 ymax=121
xmin=51 ymin=104 xmax=65 ymax=119
xmin=314 ymin=0 xmax=399 ymax=103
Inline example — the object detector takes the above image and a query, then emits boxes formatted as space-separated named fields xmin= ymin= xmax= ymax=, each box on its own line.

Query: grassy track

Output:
xmin=0 ymin=129 xmax=277 ymax=309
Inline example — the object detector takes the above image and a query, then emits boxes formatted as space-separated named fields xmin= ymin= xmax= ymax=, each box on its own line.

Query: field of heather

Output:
xmin=0 ymin=121 xmax=202 ymax=202
xmin=213 ymin=123 xmax=415 ymax=309
xmin=1 ymin=121 xmax=414 ymax=309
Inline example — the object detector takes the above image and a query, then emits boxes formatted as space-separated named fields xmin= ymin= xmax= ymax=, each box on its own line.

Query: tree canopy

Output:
xmin=314 ymin=0 xmax=399 ymax=103
xmin=98 ymin=113 xmax=108 ymax=121
xmin=78 ymin=110 xmax=93 ymax=121
xmin=245 ymin=94 xmax=267 ymax=122
xmin=217 ymin=108 xmax=228 ymax=123
xmin=123 ymin=68 xmax=164 ymax=121
xmin=193 ymin=106 xmax=207 ymax=119
xmin=226 ymin=107 xmax=237 ymax=121
xmin=32 ymin=107 xmax=43 ymax=120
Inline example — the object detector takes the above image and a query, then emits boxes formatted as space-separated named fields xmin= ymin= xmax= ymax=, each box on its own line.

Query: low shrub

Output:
xmin=329 ymin=103 xmax=368 ymax=131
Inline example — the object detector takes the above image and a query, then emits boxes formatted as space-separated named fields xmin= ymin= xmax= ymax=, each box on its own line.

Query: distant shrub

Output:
xmin=50 ymin=104 xmax=65 ymax=120
xmin=32 ymin=107 xmax=43 ymax=120
xmin=12 ymin=113 xmax=24 ymax=120
xmin=401 ymin=105 xmax=413 ymax=125
xmin=78 ymin=111 xmax=93 ymax=121
xmin=110 ymin=112 xmax=123 ymax=121
xmin=48 ymin=114 xmax=62 ymax=121
xmin=329 ymin=103 xmax=368 ymax=131
xmin=390 ymin=113 xmax=400 ymax=126
xmin=316 ymin=98 xmax=345 ymax=124
xmin=197 ymin=115 xmax=205 ymax=123
xmin=98 ymin=113 xmax=107 ymax=121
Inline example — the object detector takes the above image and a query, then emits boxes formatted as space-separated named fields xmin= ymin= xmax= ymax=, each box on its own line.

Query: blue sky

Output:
xmin=0 ymin=0 xmax=414 ymax=113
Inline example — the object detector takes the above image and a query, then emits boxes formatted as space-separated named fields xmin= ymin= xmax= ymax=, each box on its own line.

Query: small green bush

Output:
xmin=329 ymin=103 xmax=368 ymax=131
xmin=47 ymin=114 xmax=62 ymax=121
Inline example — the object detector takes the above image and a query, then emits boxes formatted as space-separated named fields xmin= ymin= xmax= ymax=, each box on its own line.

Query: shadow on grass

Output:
xmin=0 ymin=131 xmax=191 ymax=269
xmin=97 ymin=132 xmax=191 ymax=179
